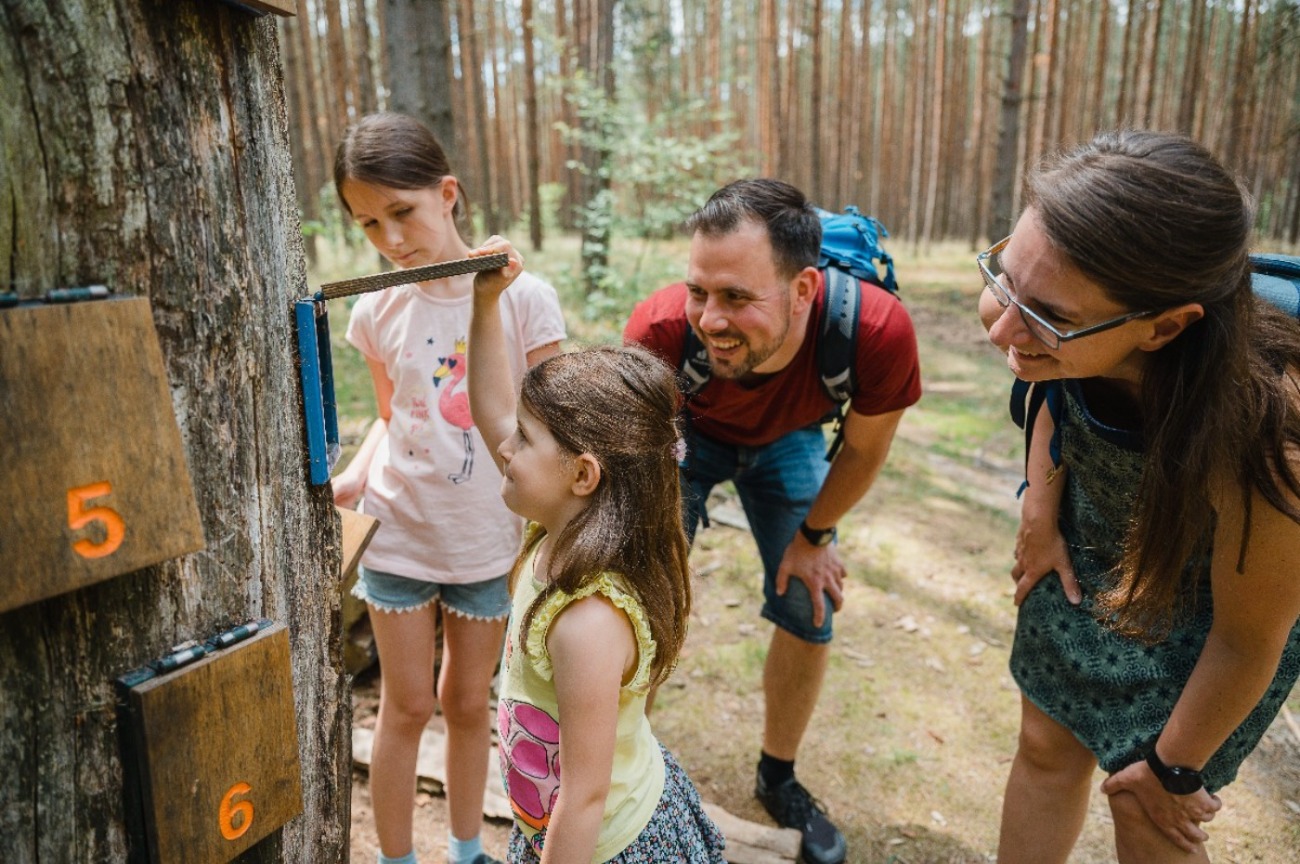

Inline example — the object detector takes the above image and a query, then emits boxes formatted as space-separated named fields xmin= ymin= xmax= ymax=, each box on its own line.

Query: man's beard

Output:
xmin=697 ymin=317 xmax=790 ymax=379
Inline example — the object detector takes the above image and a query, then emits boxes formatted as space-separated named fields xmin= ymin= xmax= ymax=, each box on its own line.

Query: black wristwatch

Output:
xmin=798 ymin=520 xmax=837 ymax=547
xmin=1145 ymin=747 xmax=1205 ymax=795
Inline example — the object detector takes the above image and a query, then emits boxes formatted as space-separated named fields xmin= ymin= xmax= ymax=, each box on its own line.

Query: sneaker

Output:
xmin=755 ymin=769 xmax=847 ymax=864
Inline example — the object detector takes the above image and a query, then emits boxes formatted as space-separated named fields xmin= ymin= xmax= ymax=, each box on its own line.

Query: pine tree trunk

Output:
xmin=0 ymin=2 xmax=348 ymax=861
xmin=385 ymin=0 xmax=456 ymax=151
xmin=992 ymin=0 xmax=1031 ymax=240
xmin=522 ymin=0 xmax=544 ymax=250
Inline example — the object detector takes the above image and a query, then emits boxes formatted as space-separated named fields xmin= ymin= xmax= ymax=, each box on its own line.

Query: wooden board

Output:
xmin=125 ymin=625 xmax=302 ymax=863
xmin=337 ymin=507 xmax=379 ymax=581
xmin=221 ymin=0 xmax=297 ymax=16
xmin=0 ymin=298 xmax=205 ymax=612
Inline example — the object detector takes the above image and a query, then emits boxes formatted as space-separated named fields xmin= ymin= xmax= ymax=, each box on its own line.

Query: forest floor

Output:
xmin=313 ymin=235 xmax=1300 ymax=863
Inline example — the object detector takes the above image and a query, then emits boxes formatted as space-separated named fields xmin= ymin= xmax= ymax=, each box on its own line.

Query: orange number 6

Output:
xmin=219 ymin=781 xmax=254 ymax=840
xmin=66 ymin=482 xmax=125 ymax=559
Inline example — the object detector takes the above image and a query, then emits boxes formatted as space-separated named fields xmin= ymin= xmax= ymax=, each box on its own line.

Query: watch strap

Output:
xmin=1145 ymin=748 xmax=1205 ymax=795
xmin=798 ymin=520 xmax=837 ymax=547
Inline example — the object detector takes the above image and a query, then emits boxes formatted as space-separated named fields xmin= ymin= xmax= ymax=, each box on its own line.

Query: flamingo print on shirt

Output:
xmin=433 ymin=337 xmax=474 ymax=484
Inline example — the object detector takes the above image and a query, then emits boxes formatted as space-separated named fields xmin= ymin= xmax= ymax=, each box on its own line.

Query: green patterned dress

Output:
xmin=1010 ymin=379 xmax=1300 ymax=792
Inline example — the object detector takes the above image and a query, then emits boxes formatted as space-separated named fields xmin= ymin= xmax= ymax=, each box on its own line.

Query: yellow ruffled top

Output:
xmin=522 ymin=569 xmax=658 ymax=693
xmin=497 ymin=538 xmax=666 ymax=862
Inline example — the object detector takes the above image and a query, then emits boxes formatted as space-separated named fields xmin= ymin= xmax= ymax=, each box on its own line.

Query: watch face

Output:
xmin=1147 ymin=751 xmax=1204 ymax=795
xmin=1162 ymin=767 xmax=1204 ymax=795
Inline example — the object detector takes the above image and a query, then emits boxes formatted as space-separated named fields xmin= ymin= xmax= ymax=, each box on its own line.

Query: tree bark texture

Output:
xmin=0 ymin=2 xmax=348 ymax=861
xmin=385 ymin=0 xmax=456 ymax=150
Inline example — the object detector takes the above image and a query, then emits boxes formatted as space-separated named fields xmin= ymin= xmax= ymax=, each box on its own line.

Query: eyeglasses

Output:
xmin=977 ymin=236 xmax=1156 ymax=349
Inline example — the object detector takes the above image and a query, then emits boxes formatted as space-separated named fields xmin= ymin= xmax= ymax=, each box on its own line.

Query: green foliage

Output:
xmin=553 ymin=59 xmax=754 ymax=301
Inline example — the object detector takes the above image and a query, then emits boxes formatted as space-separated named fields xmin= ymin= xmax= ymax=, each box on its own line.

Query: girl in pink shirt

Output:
xmin=332 ymin=113 xmax=565 ymax=864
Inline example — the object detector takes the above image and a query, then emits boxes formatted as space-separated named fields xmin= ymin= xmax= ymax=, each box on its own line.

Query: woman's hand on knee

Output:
xmin=1101 ymin=761 xmax=1222 ymax=853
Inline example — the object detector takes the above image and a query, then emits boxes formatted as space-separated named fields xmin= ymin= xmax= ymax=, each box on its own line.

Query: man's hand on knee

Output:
xmin=775 ymin=537 xmax=846 ymax=629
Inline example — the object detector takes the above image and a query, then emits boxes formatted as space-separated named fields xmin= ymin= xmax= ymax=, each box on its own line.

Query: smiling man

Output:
xmin=624 ymin=179 xmax=922 ymax=864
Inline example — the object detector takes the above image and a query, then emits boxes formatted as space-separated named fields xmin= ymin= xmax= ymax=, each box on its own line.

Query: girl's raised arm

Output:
xmin=467 ymin=236 xmax=525 ymax=473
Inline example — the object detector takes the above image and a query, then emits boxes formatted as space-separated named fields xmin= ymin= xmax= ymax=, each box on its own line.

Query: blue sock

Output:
xmin=378 ymin=852 xmax=417 ymax=864
xmin=448 ymin=833 xmax=483 ymax=864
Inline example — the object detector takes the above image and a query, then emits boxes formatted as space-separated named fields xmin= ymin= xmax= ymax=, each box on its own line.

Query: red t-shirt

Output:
xmin=624 ymin=273 xmax=923 ymax=447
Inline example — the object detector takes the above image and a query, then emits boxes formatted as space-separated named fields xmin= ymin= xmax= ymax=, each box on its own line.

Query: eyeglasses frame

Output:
xmin=977 ymin=235 xmax=1157 ymax=349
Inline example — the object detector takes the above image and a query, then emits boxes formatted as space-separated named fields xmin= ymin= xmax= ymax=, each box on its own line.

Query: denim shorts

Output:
xmin=353 ymin=566 xmax=511 ymax=620
xmin=680 ymin=424 xmax=834 ymax=643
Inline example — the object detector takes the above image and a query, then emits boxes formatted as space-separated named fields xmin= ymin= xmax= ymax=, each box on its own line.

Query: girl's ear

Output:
xmin=440 ymin=175 xmax=459 ymax=211
xmin=1140 ymin=302 xmax=1204 ymax=352
xmin=569 ymin=453 xmax=602 ymax=498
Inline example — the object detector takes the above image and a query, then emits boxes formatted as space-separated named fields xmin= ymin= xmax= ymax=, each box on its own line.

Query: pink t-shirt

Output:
xmin=346 ymin=272 xmax=566 ymax=583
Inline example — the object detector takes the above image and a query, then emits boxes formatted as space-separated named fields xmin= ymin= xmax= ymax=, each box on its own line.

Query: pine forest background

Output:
xmin=279 ymin=0 xmax=1300 ymax=294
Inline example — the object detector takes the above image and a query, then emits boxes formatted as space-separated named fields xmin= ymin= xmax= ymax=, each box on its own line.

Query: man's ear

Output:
xmin=1141 ymin=302 xmax=1204 ymax=352
xmin=569 ymin=453 xmax=602 ymax=498
xmin=791 ymin=266 xmax=821 ymax=316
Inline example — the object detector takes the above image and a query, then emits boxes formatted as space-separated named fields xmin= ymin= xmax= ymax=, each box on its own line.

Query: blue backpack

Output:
xmin=678 ymin=206 xmax=899 ymax=459
xmin=1011 ymin=253 xmax=1300 ymax=471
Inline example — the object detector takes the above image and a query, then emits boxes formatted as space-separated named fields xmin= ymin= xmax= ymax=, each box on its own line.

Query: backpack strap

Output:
xmin=820 ymin=267 xmax=861 ymax=461
xmin=1250 ymin=253 xmax=1300 ymax=318
xmin=1010 ymin=378 xmax=1064 ymax=497
xmin=679 ymin=324 xmax=712 ymax=397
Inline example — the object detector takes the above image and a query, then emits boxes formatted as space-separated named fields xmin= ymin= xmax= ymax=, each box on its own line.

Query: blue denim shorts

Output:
xmin=680 ymin=424 xmax=834 ymax=643
xmin=353 ymin=566 xmax=511 ymax=620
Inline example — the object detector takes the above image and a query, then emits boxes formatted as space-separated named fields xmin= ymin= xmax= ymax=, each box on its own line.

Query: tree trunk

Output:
xmin=522 ymin=0 xmax=543 ymax=250
xmin=809 ymin=0 xmax=824 ymax=202
xmin=322 ymin=0 xmax=356 ymax=130
xmin=758 ymin=0 xmax=778 ymax=176
xmin=0 ymin=2 xmax=348 ymax=862
xmin=385 ymin=0 xmax=456 ymax=152
xmin=280 ymin=14 xmax=322 ymax=263
xmin=992 ymin=0 xmax=1031 ymax=240
xmin=351 ymin=0 xmax=378 ymax=116
xmin=921 ymin=0 xmax=947 ymax=250
xmin=579 ymin=0 xmax=617 ymax=295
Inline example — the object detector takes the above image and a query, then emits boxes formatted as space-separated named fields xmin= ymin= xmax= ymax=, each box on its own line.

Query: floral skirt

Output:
xmin=507 ymin=744 xmax=726 ymax=863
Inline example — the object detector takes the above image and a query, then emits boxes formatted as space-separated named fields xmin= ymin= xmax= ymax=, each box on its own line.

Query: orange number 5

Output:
xmin=219 ymin=781 xmax=254 ymax=840
xmin=66 ymin=482 xmax=125 ymax=559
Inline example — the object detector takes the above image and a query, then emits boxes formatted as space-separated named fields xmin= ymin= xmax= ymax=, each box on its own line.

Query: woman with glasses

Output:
xmin=980 ymin=130 xmax=1300 ymax=863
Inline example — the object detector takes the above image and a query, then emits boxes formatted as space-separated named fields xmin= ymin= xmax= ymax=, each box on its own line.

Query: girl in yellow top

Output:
xmin=465 ymin=237 xmax=726 ymax=863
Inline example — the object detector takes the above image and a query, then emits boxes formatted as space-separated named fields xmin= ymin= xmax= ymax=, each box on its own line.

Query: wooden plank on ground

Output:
xmin=703 ymin=802 xmax=801 ymax=864
xmin=352 ymin=725 xmax=798 ymax=862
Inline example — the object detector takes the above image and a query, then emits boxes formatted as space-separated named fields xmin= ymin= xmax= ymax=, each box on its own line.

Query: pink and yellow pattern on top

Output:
xmin=498 ymin=698 xmax=561 ymax=834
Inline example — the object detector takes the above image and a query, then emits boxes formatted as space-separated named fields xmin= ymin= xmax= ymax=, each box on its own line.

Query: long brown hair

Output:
xmin=332 ymin=111 xmax=471 ymax=235
xmin=509 ymin=346 xmax=691 ymax=686
xmin=1027 ymin=130 xmax=1300 ymax=638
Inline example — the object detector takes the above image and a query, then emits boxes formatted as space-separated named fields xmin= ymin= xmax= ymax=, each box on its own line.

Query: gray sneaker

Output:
xmin=755 ymin=769 xmax=847 ymax=864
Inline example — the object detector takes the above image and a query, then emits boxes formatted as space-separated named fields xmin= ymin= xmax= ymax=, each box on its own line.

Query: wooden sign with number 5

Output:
xmin=0 ymin=297 xmax=205 ymax=613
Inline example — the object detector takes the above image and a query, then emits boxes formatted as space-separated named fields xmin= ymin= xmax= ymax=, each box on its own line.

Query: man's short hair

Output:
xmin=685 ymin=179 xmax=821 ymax=279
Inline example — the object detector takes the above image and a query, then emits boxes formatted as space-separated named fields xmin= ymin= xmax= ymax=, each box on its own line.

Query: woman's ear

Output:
xmin=569 ymin=453 xmax=602 ymax=498
xmin=1141 ymin=302 xmax=1204 ymax=351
